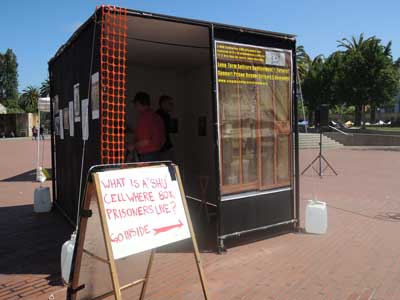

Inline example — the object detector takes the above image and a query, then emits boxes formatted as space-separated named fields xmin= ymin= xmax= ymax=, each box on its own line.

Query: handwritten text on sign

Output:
xmin=97 ymin=166 xmax=191 ymax=259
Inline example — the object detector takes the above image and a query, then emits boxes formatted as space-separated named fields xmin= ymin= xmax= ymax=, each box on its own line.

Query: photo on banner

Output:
xmin=91 ymin=72 xmax=100 ymax=119
xmin=53 ymin=95 xmax=59 ymax=117
xmin=63 ymin=108 xmax=69 ymax=131
xmin=74 ymin=83 xmax=80 ymax=122
xmin=54 ymin=116 xmax=60 ymax=136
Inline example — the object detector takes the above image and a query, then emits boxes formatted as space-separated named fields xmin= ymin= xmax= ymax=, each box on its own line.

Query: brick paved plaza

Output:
xmin=1 ymin=139 xmax=400 ymax=300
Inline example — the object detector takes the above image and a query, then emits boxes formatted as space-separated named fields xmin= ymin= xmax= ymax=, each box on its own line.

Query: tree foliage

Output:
xmin=298 ymin=35 xmax=400 ymax=126
xmin=336 ymin=34 xmax=400 ymax=125
xmin=296 ymin=45 xmax=311 ymax=82
xmin=3 ymin=98 xmax=23 ymax=113
xmin=19 ymin=85 xmax=39 ymax=113
xmin=0 ymin=48 xmax=19 ymax=103
xmin=40 ymin=78 xmax=50 ymax=97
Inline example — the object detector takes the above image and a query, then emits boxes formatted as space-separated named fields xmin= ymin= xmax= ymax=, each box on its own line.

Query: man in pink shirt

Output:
xmin=130 ymin=92 xmax=165 ymax=162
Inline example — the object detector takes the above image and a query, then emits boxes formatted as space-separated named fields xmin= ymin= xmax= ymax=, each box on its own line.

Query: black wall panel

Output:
xmin=49 ymin=17 xmax=101 ymax=222
xmin=214 ymin=27 xmax=294 ymax=52
xmin=219 ymin=190 xmax=293 ymax=236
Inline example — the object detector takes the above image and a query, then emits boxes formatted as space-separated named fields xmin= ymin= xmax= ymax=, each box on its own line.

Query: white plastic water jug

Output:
xmin=61 ymin=232 xmax=76 ymax=284
xmin=305 ymin=200 xmax=328 ymax=234
xmin=33 ymin=187 xmax=52 ymax=213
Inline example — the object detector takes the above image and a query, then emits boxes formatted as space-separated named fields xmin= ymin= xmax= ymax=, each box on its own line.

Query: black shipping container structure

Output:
xmin=49 ymin=6 xmax=299 ymax=252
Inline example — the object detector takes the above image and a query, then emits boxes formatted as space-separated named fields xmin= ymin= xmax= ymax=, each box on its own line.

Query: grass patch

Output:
xmin=365 ymin=126 xmax=400 ymax=132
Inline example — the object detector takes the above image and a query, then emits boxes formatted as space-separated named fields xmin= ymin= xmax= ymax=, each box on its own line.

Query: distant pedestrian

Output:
xmin=40 ymin=125 xmax=45 ymax=140
xmin=32 ymin=126 xmax=37 ymax=140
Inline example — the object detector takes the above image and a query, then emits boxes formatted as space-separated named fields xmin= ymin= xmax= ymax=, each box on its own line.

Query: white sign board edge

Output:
xmin=96 ymin=165 xmax=191 ymax=260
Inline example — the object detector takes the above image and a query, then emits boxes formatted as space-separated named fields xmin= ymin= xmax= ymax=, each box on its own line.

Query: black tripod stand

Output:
xmin=301 ymin=129 xmax=338 ymax=177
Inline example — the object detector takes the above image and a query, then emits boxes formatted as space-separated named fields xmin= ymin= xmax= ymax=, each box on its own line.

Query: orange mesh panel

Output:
xmin=100 ymin=5 xmax=127 ymax=164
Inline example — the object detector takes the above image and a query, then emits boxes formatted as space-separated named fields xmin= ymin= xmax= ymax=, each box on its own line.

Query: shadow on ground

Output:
xmin=0 ymin=204 xmax=73 ymax=275
xmin=157 ymin=201 xmax=296 ymax=254
xmin=1 ymin=169 xmax=37 ymax=182
xmin=375 ymin=212 xmax=400 ymax=222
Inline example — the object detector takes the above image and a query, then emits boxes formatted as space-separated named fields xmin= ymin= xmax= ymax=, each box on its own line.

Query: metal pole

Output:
xmin=319 ymin=130 xmax=322 ymax=176
xmin=293 ymin=46 xmax=300 ymax=230
xmin=296 ymin=69 xmax=307 ymax=133
xmin=36 ymin=109 xmax=41 ymax=181
xmin=208 ymin=25 xmax=224 ymax=253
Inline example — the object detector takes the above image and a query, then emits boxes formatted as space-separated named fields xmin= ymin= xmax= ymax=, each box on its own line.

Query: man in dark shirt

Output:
xmin=156 ymin=95 xmax=175 ymax=160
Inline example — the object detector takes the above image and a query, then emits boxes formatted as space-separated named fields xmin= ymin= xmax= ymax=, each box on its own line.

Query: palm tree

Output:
xmin=296 ymin=45 xmax=311 ymax=82
xmin=337 ymin=33 xmax=374 ymax=52
xmin=337 ymin=34 xmax=375 ymax=127
xmin=20 ymin=85 xmax=39 ymax=112
xmin=40 ymin=79 xmax=50 ymax=97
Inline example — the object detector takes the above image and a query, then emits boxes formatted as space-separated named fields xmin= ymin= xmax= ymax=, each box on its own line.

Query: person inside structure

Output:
xmin=156 ymin=95 xmax=175 ymax=161
xmin=128 ymin=92 xmax=165 ymax=162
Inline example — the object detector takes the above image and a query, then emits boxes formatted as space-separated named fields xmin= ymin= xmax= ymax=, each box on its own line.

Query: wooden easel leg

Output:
xmin=191 ymin=234 xmax=209 ymax=300
xmin=139 ymin=249 xmax=155 ymax=300
xmin=93 ymin=174 xmax=122 ymax=300
xmin=69 ymin=183 xmax=94 ymax=300
xmin=175 ymin=167 xmax=210 ymax=300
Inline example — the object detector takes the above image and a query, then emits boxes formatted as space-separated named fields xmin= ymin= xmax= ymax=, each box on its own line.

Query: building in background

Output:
xmin=0 ymin=113 xmax=37 ymax=137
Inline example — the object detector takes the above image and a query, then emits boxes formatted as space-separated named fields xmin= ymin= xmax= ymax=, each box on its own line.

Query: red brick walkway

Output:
xmin=1 ymin=139 xmax=400 ymax=300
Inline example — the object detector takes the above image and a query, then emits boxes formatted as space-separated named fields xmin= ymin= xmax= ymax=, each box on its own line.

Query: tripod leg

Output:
xmin=319 ymin=151 xmax=322 ymax=177
xmin=321 ymin=155 xmax=338 ymax=175
xmin=301 ymin=155 xmax=320 ymax=175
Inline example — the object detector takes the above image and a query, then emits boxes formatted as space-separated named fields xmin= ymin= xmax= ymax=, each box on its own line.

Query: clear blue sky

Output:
xmin=1 ymin=0 xmax=399 ymax=92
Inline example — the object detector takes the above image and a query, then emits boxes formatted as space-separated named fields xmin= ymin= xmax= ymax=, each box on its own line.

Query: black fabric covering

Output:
xmin=219 ymin=190 xmax=293 ymax=235
xmin=49 ymin=16 xmax=101 ymax=222
xmin=214 ymin=27 xmax=294 ymax=51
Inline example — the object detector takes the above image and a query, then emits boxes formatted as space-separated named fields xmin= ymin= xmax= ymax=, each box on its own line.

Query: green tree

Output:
xmin=336 ymin=34 xmax=400 ymax=126
xmin=301 ymin=55 xmax=325 ymax=123
xmin=40 ymin=78 xmax=50 ymax=97
xmin=19 ymin=85 xmax=39 ymax=113
xmin=0 ymin=49 xmax=18 ymax=103
xmin=3 ymin=98 xmax=23 ymax=113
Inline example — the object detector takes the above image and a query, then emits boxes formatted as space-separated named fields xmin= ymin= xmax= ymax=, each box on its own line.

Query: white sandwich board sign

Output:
xmin=95 ymin=165 xmax=191 ymax=259
xmin=69 ymin=163 xmax=209 ymax=300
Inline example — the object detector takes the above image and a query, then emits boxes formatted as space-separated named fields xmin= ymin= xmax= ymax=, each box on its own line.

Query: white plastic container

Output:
xmin=33 ymin=187 xmax=52 ymax=213
xmin=305 ymin=200 xmax=328 ymax=234
xmin=61 ymin=232 xmax=76 ymax=284
xmin=36 ymin=167 xmax=46 ymax=182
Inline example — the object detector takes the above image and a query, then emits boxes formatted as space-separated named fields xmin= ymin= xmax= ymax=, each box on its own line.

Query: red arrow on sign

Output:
xmin=153 ymin=219 xmax=183 ymax=235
